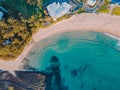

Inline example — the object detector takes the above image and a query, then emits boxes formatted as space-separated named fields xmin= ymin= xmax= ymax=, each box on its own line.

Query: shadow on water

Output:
xmin=20 ymin=55 xmax=69 ymax=90
xmin=45 ymin=55 xmax=69 ymax=90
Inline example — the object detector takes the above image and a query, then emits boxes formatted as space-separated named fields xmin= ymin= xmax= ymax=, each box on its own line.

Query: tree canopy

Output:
xmin=0 ymin=0 xmax=45 ymax=60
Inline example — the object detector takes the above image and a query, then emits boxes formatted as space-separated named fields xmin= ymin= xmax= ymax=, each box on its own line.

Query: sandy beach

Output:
xmin=0 ymin=13 xmax=120 ymax=73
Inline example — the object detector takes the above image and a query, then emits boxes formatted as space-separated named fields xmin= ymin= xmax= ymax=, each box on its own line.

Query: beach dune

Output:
xmin=0 ymin=13 xmax=120 ymax=72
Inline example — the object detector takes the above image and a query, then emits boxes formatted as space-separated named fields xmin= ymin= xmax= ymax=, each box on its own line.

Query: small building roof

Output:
xmin=3 ymin=40 xmax=11 ymax=45
xmin=47 ymin=2 xmax=72 ymax=21
xmin=86 ymin=0 xmax=97 ymax=6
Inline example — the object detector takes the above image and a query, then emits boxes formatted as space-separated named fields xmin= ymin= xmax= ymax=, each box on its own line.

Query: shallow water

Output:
xmin=28 ymin=31 xmax=120 ymax=90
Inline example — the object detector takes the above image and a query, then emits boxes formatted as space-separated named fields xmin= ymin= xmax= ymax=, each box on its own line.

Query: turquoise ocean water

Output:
xmin=28 ymin=31 xmax=120 ymax=90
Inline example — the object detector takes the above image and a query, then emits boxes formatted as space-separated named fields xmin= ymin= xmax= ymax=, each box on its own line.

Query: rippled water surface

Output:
xmin=28 ymin=31 xmax=120 ymax=90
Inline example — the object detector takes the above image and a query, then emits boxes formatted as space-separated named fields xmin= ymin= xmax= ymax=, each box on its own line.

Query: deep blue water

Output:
xmin=28 ymin=31 xmax=120 ymax=90
xmin=112 ymin=0 xmax=120 ymax=4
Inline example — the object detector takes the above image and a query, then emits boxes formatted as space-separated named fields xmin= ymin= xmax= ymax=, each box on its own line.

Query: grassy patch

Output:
xmin=97 ymin=0 xmax=110 ymax=13
xmin=76 ymin=8 xmax=85 ymax=14
xmin=112 ymin=7 xmax=120 ymax=16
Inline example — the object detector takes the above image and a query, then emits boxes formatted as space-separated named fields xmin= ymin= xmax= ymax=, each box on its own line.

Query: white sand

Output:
xmin=0 ymin=13 xmax=120 ymax=72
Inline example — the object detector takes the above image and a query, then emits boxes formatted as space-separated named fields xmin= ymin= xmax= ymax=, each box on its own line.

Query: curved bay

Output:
xmin=27 ymin=31 xmax=120 ymax=90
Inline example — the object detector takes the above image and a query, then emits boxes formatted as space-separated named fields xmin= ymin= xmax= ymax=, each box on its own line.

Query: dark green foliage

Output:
xmin=0 ymin=0 xmax=44 ymax=18
xmin=0 ymin=0 xmax=45 ymax=60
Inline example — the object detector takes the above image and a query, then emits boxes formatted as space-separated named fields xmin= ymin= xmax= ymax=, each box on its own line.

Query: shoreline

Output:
xmin=104 ymin=33 xmax=120 ymax=41
xmin=0 ymin=13 xmax=120 ymax=72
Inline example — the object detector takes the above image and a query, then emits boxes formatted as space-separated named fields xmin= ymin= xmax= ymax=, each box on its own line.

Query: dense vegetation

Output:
xmin=0 ymin=0 xmax=47 ymax=60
